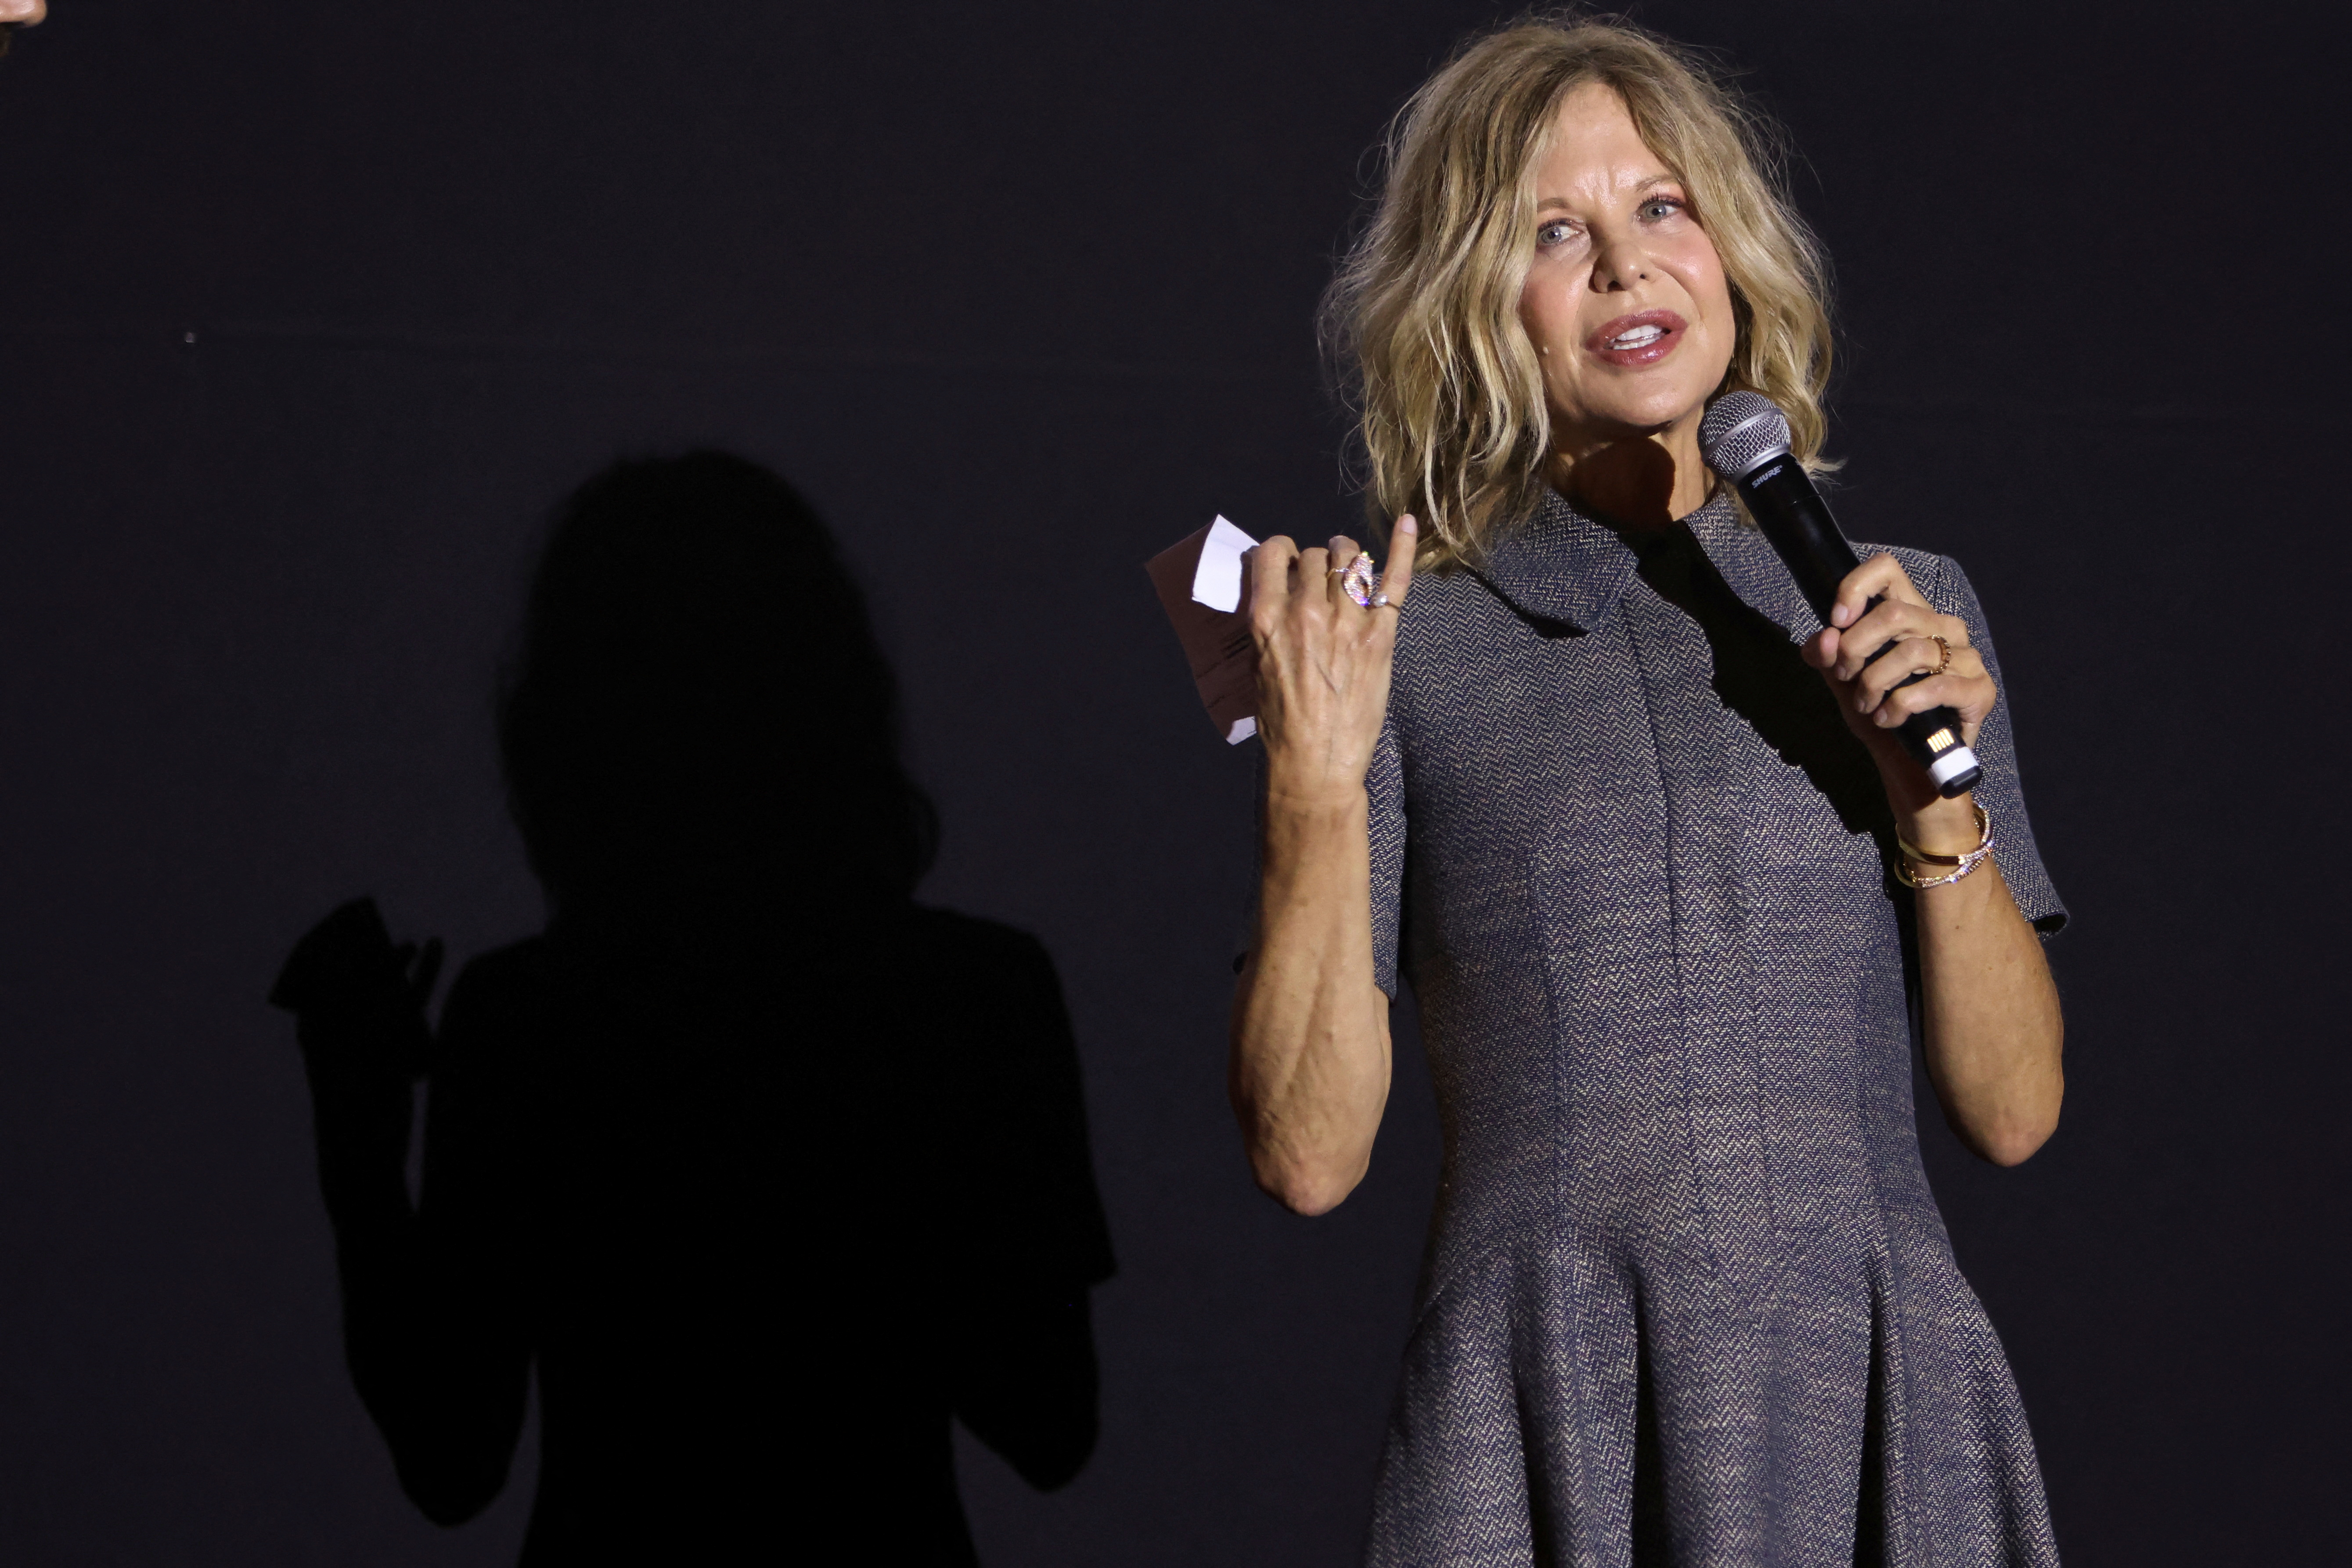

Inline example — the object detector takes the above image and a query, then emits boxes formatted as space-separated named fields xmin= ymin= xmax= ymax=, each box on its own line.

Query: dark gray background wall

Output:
xmin=0 ymin=3 xmax=2343 ymax=1563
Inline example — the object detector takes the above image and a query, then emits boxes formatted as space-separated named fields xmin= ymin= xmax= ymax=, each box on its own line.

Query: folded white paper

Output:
xmin=1189 ymin=515 xmax=1256 ymax=613
xmin=1145 ymin=515 xmax=1261 ymax=744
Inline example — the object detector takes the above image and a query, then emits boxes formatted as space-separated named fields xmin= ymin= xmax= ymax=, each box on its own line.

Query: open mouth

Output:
xmin=1585 ymin=309 xmax=1687 ymax=367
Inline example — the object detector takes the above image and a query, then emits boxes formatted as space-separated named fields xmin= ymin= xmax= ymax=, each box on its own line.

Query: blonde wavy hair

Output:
xmin=1322 ymin=15 xmax=1834 ymax=569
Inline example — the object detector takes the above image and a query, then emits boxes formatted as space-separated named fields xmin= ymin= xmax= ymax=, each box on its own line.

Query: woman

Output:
xmin=1233 ymin=20 xmax=2064 ymax=1566
xmin=274 ymin=453 xmax=1114 ymax=1564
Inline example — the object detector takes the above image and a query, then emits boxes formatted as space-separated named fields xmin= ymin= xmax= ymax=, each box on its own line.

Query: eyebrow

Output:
xmin=1535 ymin=175 xmax=1683 ymax=212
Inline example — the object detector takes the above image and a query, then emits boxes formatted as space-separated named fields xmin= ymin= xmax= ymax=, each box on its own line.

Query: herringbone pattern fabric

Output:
xmin=1361 ymin=490 xmax=2063 ymax=1567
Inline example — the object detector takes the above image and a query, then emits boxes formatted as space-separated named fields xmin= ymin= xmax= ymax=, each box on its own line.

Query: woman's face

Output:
xmin=1518 ymin=83 xmax=1736 ymax=450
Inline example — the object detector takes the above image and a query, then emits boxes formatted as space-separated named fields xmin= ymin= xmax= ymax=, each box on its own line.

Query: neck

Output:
xmin=1548 ymin=415 xmax=1713 ymax=528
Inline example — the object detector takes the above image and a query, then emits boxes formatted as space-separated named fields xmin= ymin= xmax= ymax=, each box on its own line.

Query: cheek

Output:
xmin=1519 ymin=272 xmax=1603 ymax=412
xmin=1519 ymin=288 xmax=1580 ymax=397
xmin=1518 ymin=275 xmax=1566 ymax=351
xmin=1671 ymin=232 xmax=1734 ymax=323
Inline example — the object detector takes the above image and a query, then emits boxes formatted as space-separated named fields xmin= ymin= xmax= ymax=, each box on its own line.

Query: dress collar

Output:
xmin=1474 ymin=484 xmax=1819 ymax=639
xmin=1473 ymin=486 xmax=1640 ymax=632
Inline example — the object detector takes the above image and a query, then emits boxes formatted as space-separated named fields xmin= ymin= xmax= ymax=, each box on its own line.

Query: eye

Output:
xmin=1639 ymin=195 xmax=1686 ymax=221
xmin=1535 ymin=219 xmax=1581 ymax=249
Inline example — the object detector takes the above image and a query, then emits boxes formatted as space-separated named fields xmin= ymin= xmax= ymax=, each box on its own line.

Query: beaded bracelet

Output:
xmin=1894 ymin=804 xmax=1995 ymax=890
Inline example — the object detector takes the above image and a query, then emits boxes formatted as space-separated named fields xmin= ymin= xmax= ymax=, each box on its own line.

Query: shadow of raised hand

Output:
xmin=270 ymin=897 xmax=443 ymax=1207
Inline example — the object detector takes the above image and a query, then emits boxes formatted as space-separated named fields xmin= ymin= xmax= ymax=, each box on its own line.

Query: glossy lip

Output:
xmin=1584 ymin=308 xmax=1687 ymax=368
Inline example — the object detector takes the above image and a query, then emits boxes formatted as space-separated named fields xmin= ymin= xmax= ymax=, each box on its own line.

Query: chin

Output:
xmin=1591 ymin=384 xmax=1711 ymax=434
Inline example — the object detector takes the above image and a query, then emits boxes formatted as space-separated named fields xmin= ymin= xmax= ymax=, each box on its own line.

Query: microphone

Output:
xmin=1698 ymin=392 xmax=1983 ymax=798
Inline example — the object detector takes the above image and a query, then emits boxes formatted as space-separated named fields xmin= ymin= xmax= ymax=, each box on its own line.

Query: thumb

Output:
xmin=1380 ymin=515 xmax=1420 ymax=606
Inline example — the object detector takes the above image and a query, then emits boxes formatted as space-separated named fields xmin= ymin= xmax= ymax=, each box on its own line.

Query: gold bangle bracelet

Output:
xmin=1893 ymin=805 xmax=1994 ymax=889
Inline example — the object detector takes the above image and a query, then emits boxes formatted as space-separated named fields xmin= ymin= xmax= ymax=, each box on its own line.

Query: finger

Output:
xmin=1325 ymin=535 xmax=1363 ymax=607
xmin=1246 ymin=536 xmax=1300 ymax=631
xmin=1380 ymin=515 xmax=1420 ymax=609
xmin=1833 ymin=599 xmax=1952 ymax=681
xmin=1826 ymin=551 xmax=1927 ymax=630
xmin=1800 ymin=626 xmax=1838 ymax=672
xmin=1870 ymin=668 xmax=1995 ymax=729
xmin=1876 ymin=644 xmax=1988 ymax=708
xmin=1853 ymin=635 xmax=1958 ymax=711
xmin=1862 ymin=641 xmax=1989 ymax=721
xmin=1298 ymin=545 xmax=1332 ymax=601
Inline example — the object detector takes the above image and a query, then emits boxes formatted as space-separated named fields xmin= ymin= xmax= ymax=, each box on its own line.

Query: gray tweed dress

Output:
xmin=1360 ymin=487 xmax=2063 ymax=1566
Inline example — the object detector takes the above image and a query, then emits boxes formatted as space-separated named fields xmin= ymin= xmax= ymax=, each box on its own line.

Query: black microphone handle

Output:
xmin=1733 ymin=459 xmax=1983 ymax=798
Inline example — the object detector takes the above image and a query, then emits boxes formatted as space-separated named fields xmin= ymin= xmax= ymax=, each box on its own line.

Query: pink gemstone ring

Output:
xmin=1340 ymin=551 xmax=1380 ymax=608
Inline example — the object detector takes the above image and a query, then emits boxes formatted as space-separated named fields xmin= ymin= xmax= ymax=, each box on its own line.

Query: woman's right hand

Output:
xmin=1245 ymin=517 xmax=1419 ymax=801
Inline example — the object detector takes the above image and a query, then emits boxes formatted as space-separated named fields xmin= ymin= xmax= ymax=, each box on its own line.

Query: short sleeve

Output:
xmin=1367 ymin=721 xmax=1408 ymax=995
xmin=1925 ymin=556 xmax=2067 ymax=935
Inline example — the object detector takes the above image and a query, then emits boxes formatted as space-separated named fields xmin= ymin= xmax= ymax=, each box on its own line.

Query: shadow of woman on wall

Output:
xmin=270 ymin=452 xmax=1114 ymax=1564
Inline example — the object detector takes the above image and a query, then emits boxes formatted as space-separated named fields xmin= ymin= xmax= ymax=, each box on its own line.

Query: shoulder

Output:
xmin=899 ymin=910 xmax=1079 ymax=1091
xmin=436 ymin=936 xmax=554 ymax=1050
xmin=1397 ymin=561 xmax=1498 ymax=622
xmin=1853 ymin=542 xmax=1984 ymax=620
xmin=1388 ymin=562 xmax=1519 ymax=688
xmin=907 ymin=905 xmax=1050 ymax=966
xmin=1851 ymin=541 xmax=1950 ymax=592
xmin=904 ymin=906 xmax=1064 ymax=1003
xmin=443 ymin=934 xmax=551 ymax=1002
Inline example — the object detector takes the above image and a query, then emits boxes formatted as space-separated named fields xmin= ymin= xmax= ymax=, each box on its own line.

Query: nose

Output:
xmin=1588 ymin=233 xmax=1651 ymax=294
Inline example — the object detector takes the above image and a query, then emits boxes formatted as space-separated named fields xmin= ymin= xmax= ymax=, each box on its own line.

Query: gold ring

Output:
xmin=1928 ymin=635 xmax=1951 ymax=676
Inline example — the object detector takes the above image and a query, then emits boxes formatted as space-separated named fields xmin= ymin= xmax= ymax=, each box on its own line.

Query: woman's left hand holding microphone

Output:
xmin=1799 ymin=551 xmax=2063 ymax=1165
xmin=1799 ymin=551 xmax=1994 ymax=854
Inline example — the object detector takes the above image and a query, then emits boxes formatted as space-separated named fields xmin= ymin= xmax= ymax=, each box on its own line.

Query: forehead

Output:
xmin=1533 ymin=82 xmax=1673 ymax=198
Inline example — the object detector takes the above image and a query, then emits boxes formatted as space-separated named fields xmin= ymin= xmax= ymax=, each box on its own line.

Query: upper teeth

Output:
xmin=1610 ymin=325 xmax=1664 ymax=349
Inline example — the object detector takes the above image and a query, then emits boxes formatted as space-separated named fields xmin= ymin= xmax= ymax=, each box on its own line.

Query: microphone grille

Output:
xmin=1698 ymin=392 xmax=1793 ymax=482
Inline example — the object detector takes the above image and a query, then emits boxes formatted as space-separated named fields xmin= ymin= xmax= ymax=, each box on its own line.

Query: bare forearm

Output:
xmin=1229 ymin=519 xmax=1419 ymax=1213
xmin=1229 ymin=787 xmax=1391 ymax=1214
xmin=1913 ymin=849 xmax=2064 ymax=1165
xmin=1798 ymin=555 xmax=2064 ymax=1165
